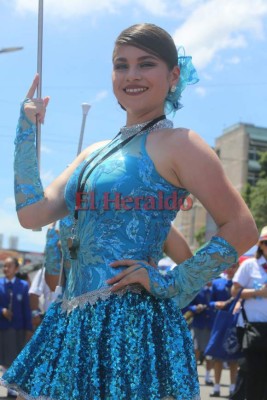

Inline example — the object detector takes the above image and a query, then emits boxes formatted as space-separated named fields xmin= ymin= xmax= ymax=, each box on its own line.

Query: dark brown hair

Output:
xmin=255 ymin=243 xmax=264 ymax=259
xmin=113 ymin=23 xmax=178 ymax=71
xmin=4 ymin=257 xmax=19 ymax=268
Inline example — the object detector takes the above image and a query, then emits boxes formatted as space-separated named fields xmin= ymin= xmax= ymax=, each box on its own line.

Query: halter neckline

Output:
xmin=120 ymin=118 xmax=173 ymax=139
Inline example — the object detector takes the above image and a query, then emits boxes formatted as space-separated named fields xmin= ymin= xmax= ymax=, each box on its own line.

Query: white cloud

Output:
xmin=3 ymin=197 xmax=15 ymax=207
xmin=134 ymin=0 xmax=169 ymax=16
xmin=15 ymin=0 xmax=171 ymax=18
xmin=173 ymin=0 xmax=267 ymax=69
xmin=195 ymin=87 xmax=207 ymax=97
xmin=14 ymin=0 xmax=173 ymax=18
xmin=227 ymin=56 xmax=241 ymax=65
xmin=201 ymin=72 xmax=213 ymax=81
xmin=14 ymin=0 xmax=122 ymax=17
xmin=41 ymin=144 xmax=52 ymax=154
xmin=179 ymin=0 xmax=205 ymax=7
xmin=92 ymin=90 xmax=108 ymax=104
xmin=0 ymin=208 xmax=46 ymax=251
xmin=40 ymin=169 xmax=55 ymax=186
xmin=12 ymin=0 xmax=267 ymax=71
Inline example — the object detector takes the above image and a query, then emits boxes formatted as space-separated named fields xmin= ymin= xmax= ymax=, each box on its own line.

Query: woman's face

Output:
xmin=3 ymin=258 xmax=18 ymax=280
xmin=225 ymin=263 xmax=239 ymax=279
xmin=112 ymin=45 xmax=179 ymax=123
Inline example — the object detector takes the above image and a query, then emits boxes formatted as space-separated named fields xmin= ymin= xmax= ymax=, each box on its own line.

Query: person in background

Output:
xmin=29 ymin=222 xmax=62 ymax=332
xmin=0 ymin=257 xmax=32 ymax=398
xmin=187 ymin=283 xmax=216 ymax=386
xmin=29 ymin=268 xmax=57 ymax=332
xmin=209 ymin=262 xmax=240 ymax=398
xmin=15 ymin=270 xmax=31 ymax=287
xmin=43 ymin=223 xmax=62 ymax=292
xmin=232 ymin=226 xmax=267 ymax=400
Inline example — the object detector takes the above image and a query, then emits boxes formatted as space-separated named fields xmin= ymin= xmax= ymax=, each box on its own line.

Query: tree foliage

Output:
xmin=249 ymin=179 xmax=267 ymax=230
xmin=242 ymin=151 xmax=267 ymax=230
xmin=259 ymin=151 xmax=267 ymax=178
xmin=195 ymin=226 xmax=206 ymax=246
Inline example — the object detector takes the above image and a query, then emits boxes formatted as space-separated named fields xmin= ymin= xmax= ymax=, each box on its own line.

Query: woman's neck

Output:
xmin=126 ymin=109 xmax=165 ymax=127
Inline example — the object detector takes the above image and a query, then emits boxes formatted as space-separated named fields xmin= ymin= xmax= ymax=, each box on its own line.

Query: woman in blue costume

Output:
xmin=2 ymin=23 xmax=257 ymax=400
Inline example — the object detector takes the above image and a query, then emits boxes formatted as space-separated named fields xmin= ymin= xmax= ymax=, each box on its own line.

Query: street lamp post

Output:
xmin=77 ymin=103 xmax=91 ymax=156
xmin=0 ymin=47 xmax=23 ymax=54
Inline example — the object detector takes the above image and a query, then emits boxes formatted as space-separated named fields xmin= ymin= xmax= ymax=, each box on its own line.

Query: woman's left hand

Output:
xmin=107 ymin=258 xmax=156 ymax=293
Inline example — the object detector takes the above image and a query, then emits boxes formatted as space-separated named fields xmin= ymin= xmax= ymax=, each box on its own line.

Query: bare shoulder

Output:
xmin=80 ymin=139 xmax=111 ymax=161
xmin=168 ymin=127 xmax=219 ymax=163
xmin=164 ymin=127 xmax=225 ymax=191
xmin=169 ymin=127 xmax=211 ymax=149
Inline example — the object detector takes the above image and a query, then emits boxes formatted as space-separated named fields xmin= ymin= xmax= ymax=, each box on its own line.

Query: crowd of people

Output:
xmin=181 ymin=225 xmax=267 ymax=400
xmin=0 ymin=224 xmax=62 ymax=398
xmin=0 ymin=22 xmax=261 ymax=400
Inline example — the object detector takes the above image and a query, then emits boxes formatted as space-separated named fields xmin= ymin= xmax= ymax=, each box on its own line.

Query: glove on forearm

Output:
xmin=59 ymin=215 xmax=73 ymax=277
xmin=142 ymin=236 xmax=238 ymax=309
xmin=44 ymin=227 xmax=62 ymax=275
xmin=14 ymin=100 xmax=44 ymax=211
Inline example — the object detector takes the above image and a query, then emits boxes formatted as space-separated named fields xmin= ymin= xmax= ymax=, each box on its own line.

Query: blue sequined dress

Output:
xmin=2 ymin=121 xmax=201 ymax=400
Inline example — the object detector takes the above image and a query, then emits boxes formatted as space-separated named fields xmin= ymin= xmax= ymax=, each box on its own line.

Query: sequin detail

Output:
xmin=0 ymin=381 xmax=200 ymax=400
xmin=59 ymin=284 xmax=143 ymax=313
xmin=59 ymin=215 xmax=73 ymax=279
xmin=2 ymin=291 xmax=200 ymax=399
xmin=138 ymin=236 xmax=238 ymax=308
xmin=120 ymin=118 xmax=173 ymax=139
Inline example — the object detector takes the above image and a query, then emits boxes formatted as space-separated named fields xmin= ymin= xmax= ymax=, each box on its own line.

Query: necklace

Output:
xmin=120 ymin=118 xmax=173 ymax=139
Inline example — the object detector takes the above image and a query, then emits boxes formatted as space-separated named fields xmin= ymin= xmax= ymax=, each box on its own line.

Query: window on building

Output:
xmin=248 ymin=146 xmax=260 ymax=161
xmin=247 ymin=171 xmax=259 ymax=186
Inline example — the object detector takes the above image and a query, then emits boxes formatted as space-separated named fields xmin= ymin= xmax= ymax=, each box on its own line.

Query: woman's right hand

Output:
xmin=24 ymin=74 xmax=50 ymax=124
xmin=256 ymin=284 xmax=267 ymax=298
xmin=2 ymin=308 xmax=13 ymax=321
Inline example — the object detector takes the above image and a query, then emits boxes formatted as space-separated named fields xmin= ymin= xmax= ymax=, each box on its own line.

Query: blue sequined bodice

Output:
xmin=64 ymin=127 xmax=188 ymax=300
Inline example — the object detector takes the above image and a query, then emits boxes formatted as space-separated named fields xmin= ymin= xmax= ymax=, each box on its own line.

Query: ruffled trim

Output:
xmin=165 ymin=47 xmax=199 ymax=115
xmin=0 ymin=379 xmax=52 ymax=399
xmin=0 ymin=379 xmax=200 ymax=400
xmin=58 ymin=284 xmax=143 ymax=314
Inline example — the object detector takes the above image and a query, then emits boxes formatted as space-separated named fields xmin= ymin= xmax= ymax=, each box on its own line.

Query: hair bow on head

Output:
xmin=165 ymin=47 xmax=199 ymax=115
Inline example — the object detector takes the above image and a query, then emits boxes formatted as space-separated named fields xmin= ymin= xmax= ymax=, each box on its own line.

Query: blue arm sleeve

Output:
xmin=188 ymin=305 xmax=197 ymax=313
xmin=14 ymin=100 xmax=44 ymax=211
xmin=141 ymin=236 xmax=238 ymax=309
xmin=44 ymin=227 xmax=62 ymax=275
xmin=209 ymin=301 xmax=216 ymax=309
xmin=59 ymin=215 xmax=73 ymax=279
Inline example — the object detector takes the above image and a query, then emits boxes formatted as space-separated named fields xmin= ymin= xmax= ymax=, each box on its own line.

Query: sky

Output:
xmin=0 ymin=0 xmax=267 ymax=253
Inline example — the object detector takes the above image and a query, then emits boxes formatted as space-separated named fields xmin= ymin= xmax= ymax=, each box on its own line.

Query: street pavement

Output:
xmin=198 ymin=363 xmax=232 ymax=399
xmin=0 ymin=363 xmax=231 ymax=399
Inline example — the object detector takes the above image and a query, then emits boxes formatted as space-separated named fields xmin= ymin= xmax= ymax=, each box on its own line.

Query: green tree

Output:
xmin=242 ymin=151 xmax=267 ymax=230
xmin=195 ymin=226 xmax=206 ymax=246
xmin=259 ymin=151 xmax=267 ymax=178
xmin=249 ymin=179 xmax=267 ymax=230
xmin=241 ymin=183 xmax=252 ymax=209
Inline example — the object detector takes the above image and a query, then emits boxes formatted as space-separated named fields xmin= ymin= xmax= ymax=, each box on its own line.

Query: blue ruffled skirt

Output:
xmin=1 ymin=291 xmax=200 ymax=400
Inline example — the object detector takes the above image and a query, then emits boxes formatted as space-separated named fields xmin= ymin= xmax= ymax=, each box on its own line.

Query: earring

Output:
xmin=170 ymin=85 xmax=176 ymax=93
